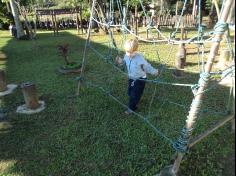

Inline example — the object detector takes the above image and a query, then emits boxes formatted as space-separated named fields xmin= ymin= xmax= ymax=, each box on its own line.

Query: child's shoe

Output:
xmin=125 ymin=109 xmax=133 ymax=115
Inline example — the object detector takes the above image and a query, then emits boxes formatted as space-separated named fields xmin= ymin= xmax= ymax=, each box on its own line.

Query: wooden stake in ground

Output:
xmin=21 ymin=82 xmax=39 ymax=109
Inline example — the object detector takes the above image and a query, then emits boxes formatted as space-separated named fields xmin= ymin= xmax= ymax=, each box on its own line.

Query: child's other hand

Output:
xmin=115 ymin=56 xmax=123 ymax=65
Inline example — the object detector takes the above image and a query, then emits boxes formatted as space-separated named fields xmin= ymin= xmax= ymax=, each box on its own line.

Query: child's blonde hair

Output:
xmin=124 ymin=39 xmax=138 ymax=53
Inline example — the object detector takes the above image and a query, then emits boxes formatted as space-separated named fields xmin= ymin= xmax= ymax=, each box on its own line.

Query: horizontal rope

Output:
xmin=89 ymin=45 xmax=195 ymax=87
xmin=83 ymin=79 xmax=175 ymax=145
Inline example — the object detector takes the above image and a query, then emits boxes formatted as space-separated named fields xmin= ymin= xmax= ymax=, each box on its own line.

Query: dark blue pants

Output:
xmin=128 ymin=79 xmax=146 ymax=111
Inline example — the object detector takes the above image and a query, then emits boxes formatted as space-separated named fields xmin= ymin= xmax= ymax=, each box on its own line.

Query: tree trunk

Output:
xmin=9 ymin=0 xmax=25 ymax=39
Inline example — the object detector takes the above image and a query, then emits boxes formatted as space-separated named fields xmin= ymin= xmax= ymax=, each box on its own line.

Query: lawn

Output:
xmin=0 ymin=29 xmax=235 ymax=176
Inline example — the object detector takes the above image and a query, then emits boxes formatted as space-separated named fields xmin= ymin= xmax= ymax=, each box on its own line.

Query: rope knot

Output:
xmin=76 ymin=76 xmax=84 ymax=81
xmin=173 ymin=127 xmax=193 ymax=153
xmin=199 ymin=24 xmax=206 ymax=36
xmin=214 ymin=21 xmax=228 ymax=35
xmin=191 ymin=72 xmax=211 ymax=95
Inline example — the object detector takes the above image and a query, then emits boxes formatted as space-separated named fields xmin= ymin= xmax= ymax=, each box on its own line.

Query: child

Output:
xmin=116 ymin=39 xmax=159 ymax=114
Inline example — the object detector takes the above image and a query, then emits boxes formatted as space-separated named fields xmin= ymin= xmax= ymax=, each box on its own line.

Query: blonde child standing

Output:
xmin=116 ymin=39 xmax=159 ymax=114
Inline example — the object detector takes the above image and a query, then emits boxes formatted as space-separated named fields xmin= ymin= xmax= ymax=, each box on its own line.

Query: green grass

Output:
xmin=0 ymin=29 xmax=235 ymax=176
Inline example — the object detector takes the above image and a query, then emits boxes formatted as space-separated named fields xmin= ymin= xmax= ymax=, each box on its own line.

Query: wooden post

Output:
xmin=171 ymin=0 xmax=233 ymax=174
xmin=77 ymin=0 xmax=96 ymax=96
xmin=0 ymin=70 xmax=7 ymax=92
xmin=227 ymin=68 xmax=235 ymax=132
xmin=21 ymin=82 xmax=39 ymax=109
xmin=173 ymin=44 xmax=186 ymax=78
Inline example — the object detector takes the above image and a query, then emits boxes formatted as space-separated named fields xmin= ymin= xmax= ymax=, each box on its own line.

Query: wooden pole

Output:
xmin=192 ymin=0 xmax=197 ymax=17
xmin=135 ymin=5 xmax=138 ymax=36
xmin=231 ymin=82 xmax=235 ymax=131
xmin=172 ymin=0 xmax=233 ymax=174
xmin=161 ymin=0 xmax=163 ymax=15
xmin=76 ymin=0 xmax=96 ymax=96
xmin=189 ymin=115 xmax=235 ymax=148
xmin=227 ymin=0 xmax=235 ymax=24
xmin=176 ymin=1 xmax=179 ymax=16
xmin=228 ymin=73 xmax=235 ymax=131
xmin=213 ymin=0 xmax=220 ymax=19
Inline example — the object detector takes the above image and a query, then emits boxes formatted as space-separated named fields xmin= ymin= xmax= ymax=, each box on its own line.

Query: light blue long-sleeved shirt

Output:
xmin=123 ymin=53 xmax=157 ymax=80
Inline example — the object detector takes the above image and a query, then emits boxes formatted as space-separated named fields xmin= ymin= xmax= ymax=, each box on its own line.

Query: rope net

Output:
xmin=78 ymin=0 xmax=235 ymax=152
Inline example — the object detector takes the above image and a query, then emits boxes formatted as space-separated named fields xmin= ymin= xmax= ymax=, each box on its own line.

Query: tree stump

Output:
xmin=0 ymin=70 xmax=7 ymax=92
xmin=173 ymin=44 xmax=186 ymax=78
xmin=21 ymin=82 xmax=39 ymax=109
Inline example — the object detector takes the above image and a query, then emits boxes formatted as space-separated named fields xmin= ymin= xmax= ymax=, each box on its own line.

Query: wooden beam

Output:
xmin=189 ymin=115 xmax=235 ymax=148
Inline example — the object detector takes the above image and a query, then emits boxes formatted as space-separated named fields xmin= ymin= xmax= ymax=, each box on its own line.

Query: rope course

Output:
xmin=76 ymin=0 xmax=235 ymax=174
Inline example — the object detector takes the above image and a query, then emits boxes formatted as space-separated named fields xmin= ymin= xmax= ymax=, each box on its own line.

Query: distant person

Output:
xmin=9 ymin=23 xmax=13 ymax=36
xmin=9 ymin=24 xmax=17 ymax=38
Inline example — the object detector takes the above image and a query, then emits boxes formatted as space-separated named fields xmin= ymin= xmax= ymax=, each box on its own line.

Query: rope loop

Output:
xmin=173 ymin=127 xmax=193 ymax=153
xmin=191 ymin=72 xmax=211 ymax=95
xmin=75 ymin=76 xmax=84 ymax=82
xmin=214 ymin=21 xmax=228 ymax=35
xmin=199 ymin=72 xmax=211 ymax=86
xmin=199 ymin=24 xmax=206 ymax=36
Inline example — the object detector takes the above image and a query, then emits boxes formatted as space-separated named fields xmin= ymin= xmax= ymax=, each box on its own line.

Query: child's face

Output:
xmin=126 ymin=51 xmax=136 ymax=58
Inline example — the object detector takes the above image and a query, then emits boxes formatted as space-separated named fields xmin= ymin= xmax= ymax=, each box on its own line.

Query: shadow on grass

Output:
xmin=0 ymin=30 xmax=234 ymax=176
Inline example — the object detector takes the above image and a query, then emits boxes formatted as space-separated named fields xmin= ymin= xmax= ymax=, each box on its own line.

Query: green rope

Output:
xmin=170 ymin=0 xmax=189 ymax=39
xmin=83 ymin=78 xmax=175 ymax=146
xmin=89 ymin=44 xmax=194 ymax=87
xmin=173 ymin=127 xmax=193 ymax=153
xmin=213 ymin=21 xmax=229 ymax=35
xmin=192 ymin=66 xmax=235 ymax=96
xmin=191 ymin=72 xmax=211 ymax=96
